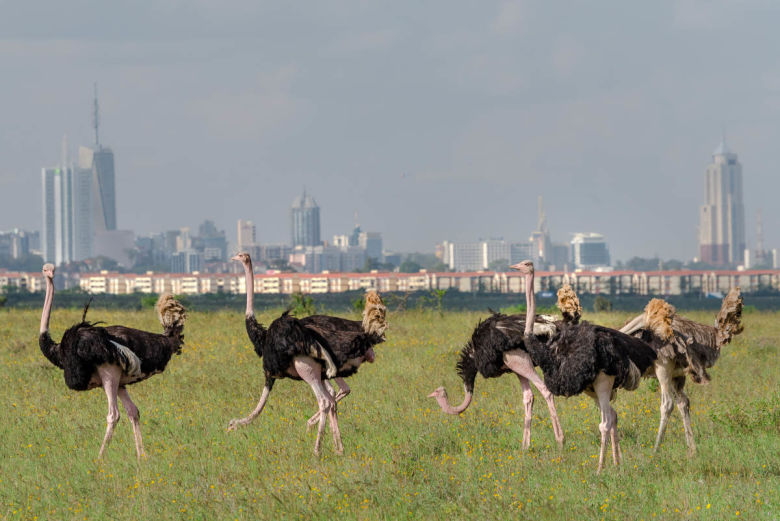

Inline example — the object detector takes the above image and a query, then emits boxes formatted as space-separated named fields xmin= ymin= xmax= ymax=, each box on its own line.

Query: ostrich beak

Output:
xmin=230 ymin=254 xmax=241 ymax=262
xmin=509 ymin=260 xmax=534 ymax=273
xmin=427 ymin=387 xmax=444 ymax=398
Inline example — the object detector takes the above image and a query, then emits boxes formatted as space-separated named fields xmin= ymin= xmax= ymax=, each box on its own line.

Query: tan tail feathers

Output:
xmin=362 ymin=290 xmax=388 ymax=338
xmin=156 ymin=294 xmax=187 ymax=333
xmin=643 ymin=298 xmax=675 ymax=341
xmin=556 ymin=284 xmax=582 ymax=323
xmin=716 ymin=287 xmax=743 ymax=346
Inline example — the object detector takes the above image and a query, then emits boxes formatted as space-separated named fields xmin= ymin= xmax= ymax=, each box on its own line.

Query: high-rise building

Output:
xmin=171 ymin=249 xmax=203 ymax=273
xmin=237 ymin=219 xmax=256 ymax=251
xmin=0 ymin=229 xmax=33 ymax=259
xmin=197 ymin=220 xmax=228 ymax=261
xmin=529 ymin=196 xmax=552 ymax=265
xmin=358 ymin=232 xmax=383 ymax=261
xmin=291 ymin=191 xmax=321 ymax=247
xmin=72 ymin=165 xmax=94 ymax=260
xmin=699 ymin=140 xmax=745 ymax=266
xmin=570 ymin=233 xmax=610 ymax=269
xmin=442 ymin=239 xmax=533 ymax=272
xmin=78 ymin=145 xmax=116 ymax=232
xmin=41 ymin=166 xmax=73 ymax=265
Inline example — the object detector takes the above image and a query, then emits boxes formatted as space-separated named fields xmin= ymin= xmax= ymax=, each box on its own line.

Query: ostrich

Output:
xmin=227 ymin=252 xmax=386 ymax=455
xmin=428 ymin=262 xmax=567 ymax=450
xmin=517 ymin=261 xmax=663 ymax=472
xmin=38 ymin=263 xmax=186 ymax=460
xmin=298 ymin=290 xmax=387 ymax=428
xmin=619 ymin=289 xmax=744 ymax=454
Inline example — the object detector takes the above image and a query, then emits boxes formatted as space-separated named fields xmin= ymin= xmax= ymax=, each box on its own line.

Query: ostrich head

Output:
xmin=231 ymin=252 xmax=251 ymax=265
xmin=509 ymin=260 xmax=534 ymax=274
xmin=42 ymin=263 xmax=55 ymax=280
xmin=427 ymin=387 xmax=447 ymax=400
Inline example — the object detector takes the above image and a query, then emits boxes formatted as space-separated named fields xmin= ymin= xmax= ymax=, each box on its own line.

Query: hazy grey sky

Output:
xmin=1 ymin=0 xmax=779 ymax=261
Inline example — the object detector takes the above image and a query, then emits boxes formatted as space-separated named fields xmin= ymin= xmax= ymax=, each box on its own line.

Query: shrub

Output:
xmin=593 ymin=295 xmax=612 ymax=312
xmin=290 ymin=293 xmax=315 ymax=317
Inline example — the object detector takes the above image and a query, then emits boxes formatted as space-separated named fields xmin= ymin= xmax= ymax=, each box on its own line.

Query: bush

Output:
xmin=140 ymin=294 xmax=159 ymax=309
xmin=351 ymin=296 xmax=365 ymax=314
xmin=593 ymin=295 xmax=612 ymax=312
xmin=290 ymin=293 xmax=315 ymax=317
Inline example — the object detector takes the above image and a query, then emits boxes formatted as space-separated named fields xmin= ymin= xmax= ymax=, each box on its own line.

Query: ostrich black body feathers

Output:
xmin=258 ymin=312 xmax=335 ymax=379
xmin=248 ymin=312 xmax=383 ymax=380
xmin=525 ymin=321 xmax=656 ymax=397
xmin=455 ymin=312 xmax=558 ymax=391
xmin=300 ymin=315 xmax=384 ymax=377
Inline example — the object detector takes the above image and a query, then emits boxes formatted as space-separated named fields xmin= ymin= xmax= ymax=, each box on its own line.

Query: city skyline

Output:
xmin=2 ymin=2 xmax=780 ymax=262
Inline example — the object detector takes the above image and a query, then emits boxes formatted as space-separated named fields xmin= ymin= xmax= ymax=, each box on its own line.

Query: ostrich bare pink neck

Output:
xmin=242 ymin=260 xmax=255 ymax=317
xmin=523 ymin=270 xmax=535 ymax=336
xmin=40 ymin=276 xmax=54 ymax=334
xmin=437 ymin=385 xmax=473 ymax=414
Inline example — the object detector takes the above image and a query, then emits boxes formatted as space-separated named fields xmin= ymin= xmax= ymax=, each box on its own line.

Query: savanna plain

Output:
xmin=1 ymin=306 xmax=778 ymax=520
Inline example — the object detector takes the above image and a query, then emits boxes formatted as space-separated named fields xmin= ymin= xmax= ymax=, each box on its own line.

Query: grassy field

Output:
xmin=1 ymin=307 xmax=778 ymax=520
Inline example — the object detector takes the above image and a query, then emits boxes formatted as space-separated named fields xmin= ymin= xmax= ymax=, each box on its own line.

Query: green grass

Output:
xmin=1 ymin=308 xmax=778 ymax=520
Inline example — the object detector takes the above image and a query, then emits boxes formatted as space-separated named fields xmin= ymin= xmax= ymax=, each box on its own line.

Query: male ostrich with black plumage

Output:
xmin=227 ymin=252 xmax=386 ymax=455
xmin=517 ymin=261 xmax=663 ymax=473
xmin=620 ymin=289 xmax=743 ymax=454
xmin=428 ymin=260 xmax=566 ymax=450
xmin=38 ymin=263 xmax=186 ymax=459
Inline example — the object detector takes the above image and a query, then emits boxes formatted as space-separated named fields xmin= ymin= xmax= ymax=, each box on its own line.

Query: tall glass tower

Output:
xmin=41 ymin=166 xmax=73 ymax=265
xmin=699 ymin=140 xmax=745 ymax=266
xmin=291 ymin=191 xmax=321 ymax=247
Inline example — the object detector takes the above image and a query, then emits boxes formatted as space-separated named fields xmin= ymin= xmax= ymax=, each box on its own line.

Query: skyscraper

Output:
xmin=698 ymin=140 xmax=745 ymax=266
xmin=529 ymin=196 xmax=552 ymax=265
xmin=41 ymin=166 xmax=73 ymax=266
xmin=41 ymin=87 xmax=121 ymax=265
xmin=237 ymin=219 xmax=256 ymax=250
xmin=291 ymin=191 xmax=321 ymax=247
xmin=79 ymin=145 xmax=116 ymax=232
xmin=72 ymin=164 xmax=94 ymax=260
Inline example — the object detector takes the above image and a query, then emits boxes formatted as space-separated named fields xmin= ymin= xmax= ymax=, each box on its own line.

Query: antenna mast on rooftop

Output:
xmin=92 ymin=83 xmax=100 ymax=147
xmin=537 ymin=195 xmax=548 ymax=234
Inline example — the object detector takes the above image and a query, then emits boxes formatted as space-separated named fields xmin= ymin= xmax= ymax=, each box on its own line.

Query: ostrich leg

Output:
xmin=118 ymin=388 xmax=146 ymax=460
xmin=294 ymin=357 xmax=340 ymax=455
xmin=516 ymin=374 xmax=534 ymax=450
xmin=503 ymin=350 xmax=565 ymax=448
xmin=653 ymin=362 xmax=676 ymax=452
xmin=673 ymin=376 xmax=696 ymax=455
xmin=611 ymin=409 xmax=623 ymax=464
xmin=307 ymin=378 xmax=351 ymax=429
xmin=592 ymin=372 xmax=617 ymax=474
xmin=97 ymin=365 xmax=122 ymax=459
xmin=228 ymin=377 xmax=275 ymax=431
